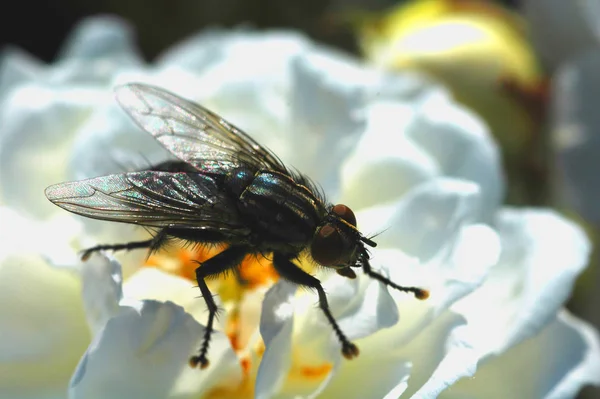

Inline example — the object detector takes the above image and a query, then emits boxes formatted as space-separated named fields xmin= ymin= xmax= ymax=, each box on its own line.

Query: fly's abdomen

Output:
xmin=239 ymin=170 xmax=323 ymax=245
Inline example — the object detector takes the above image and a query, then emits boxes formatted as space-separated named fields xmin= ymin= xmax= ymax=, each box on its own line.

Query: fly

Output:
xmin=45 ymin=83 xmax=429 ymax=369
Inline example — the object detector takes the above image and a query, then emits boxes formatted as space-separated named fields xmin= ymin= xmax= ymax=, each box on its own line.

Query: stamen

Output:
xmin=300 ymin=363 xmax=333 ymax=379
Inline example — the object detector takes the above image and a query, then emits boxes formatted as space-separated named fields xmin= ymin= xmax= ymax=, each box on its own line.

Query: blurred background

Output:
xmin=1 ymin=0 xmax=598 ymax=397
xmin=2 ymin=0 xmax=518 ymax=61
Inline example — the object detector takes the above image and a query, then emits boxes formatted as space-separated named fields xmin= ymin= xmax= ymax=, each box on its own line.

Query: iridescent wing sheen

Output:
xmin=45 ymin=171 xmax=249 ymax=233
xmin=115 ymin=83 xmax=287 ymax=173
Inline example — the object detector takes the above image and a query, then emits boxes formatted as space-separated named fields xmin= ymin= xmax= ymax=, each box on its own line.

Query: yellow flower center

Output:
xmin=144 ymin=245 xmax=335 ymax=396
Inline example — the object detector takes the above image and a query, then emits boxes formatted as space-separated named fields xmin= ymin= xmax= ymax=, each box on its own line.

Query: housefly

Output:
xmin=45 ymin=83 xmax=429 ymax=369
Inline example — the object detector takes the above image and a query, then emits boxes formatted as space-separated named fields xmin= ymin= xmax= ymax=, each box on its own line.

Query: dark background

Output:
xmin=0 ymin=0 xmax=519 ymax=62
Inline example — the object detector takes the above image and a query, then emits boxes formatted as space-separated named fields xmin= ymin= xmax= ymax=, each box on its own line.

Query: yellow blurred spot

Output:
xmin=145 ymin=244 xmax=225 ymax=281
xmin=205 ymin=378 xmax=254 ymax=399
xmin=299 ymin=363 xmax=334 ymax=379
xmin=239 ymin=255 xmax=279 ymax=289
xmin=144 ymin=244 xmax=278 ymax=290
xmin=226 ymin=309 xmax=242 ymax=351
xmin=356 ymin=0 xmax=542 ymax=141
xmin=256 ymin=340 xmax=266 ymax=356
xmin=240 ymin=357 xmax=252 ymax=375
xmin=355 ymin=0 xmax=547 ymax=204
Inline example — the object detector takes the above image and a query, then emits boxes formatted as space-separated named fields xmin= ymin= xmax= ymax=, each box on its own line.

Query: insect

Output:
xmin=45 ymin=83 xmax=429 ymax=369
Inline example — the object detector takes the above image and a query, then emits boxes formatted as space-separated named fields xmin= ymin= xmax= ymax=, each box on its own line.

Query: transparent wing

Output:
xmin=115 ymin=83 xmax=287 ymax=173
xmin=45 ymin=171 xmax=249 ymax=234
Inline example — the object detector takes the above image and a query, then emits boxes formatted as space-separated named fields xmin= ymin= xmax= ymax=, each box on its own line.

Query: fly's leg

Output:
xmin=361 ymin=256 xmax=429 ymax=300
xmin=80 ymin=230 xmax=168 ymax=261
xmin=189 ymin=245 xmax=249 ymax=369
xmin=272 ymin=253 xmax=359 ymax=360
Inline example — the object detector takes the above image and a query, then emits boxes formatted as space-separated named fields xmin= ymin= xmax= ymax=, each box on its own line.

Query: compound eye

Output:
xmin=333 ymin=204 xmax=356 ymax=227
xmin=311 ymin=225 xmax=351 ymax=267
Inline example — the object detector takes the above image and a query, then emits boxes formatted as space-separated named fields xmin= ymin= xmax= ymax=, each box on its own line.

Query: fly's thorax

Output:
xmin=237 ymin=170 xmax=324 ymax=247
xmin=310 ymin=204 xmax=362 ymax=269
xmin=225 ymin=167 xmax=256 ymax=198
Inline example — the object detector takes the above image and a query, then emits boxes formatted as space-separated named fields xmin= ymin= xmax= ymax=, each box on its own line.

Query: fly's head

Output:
xmin=310 ymin=204 xmax=376 ymax=278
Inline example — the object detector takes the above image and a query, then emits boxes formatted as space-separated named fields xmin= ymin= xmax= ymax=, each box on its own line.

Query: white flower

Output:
xmin=0 ymin=15 xmax=598 ymax=399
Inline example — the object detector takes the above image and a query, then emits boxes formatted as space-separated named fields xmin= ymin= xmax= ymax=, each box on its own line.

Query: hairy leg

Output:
xmin=80 ymin=229 xmax=168 ymax=260
xmin=272 ymin=253 xmax=359 ymax=359
xmin=189 ymin=245 xmax=249 ymax=369
xmin=361 ymin=255 xmax=429 ymax=300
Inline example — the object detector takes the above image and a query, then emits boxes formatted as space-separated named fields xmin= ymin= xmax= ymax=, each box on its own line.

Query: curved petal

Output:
xmin=68 ymin=100 xmax=168 ymax=180
xmin=408 ymin=88 xmax=503 ymax=222
xmin=409 ymin=209 xmax=591 ymax=397
xmin=439 ymin=310 xmax=600 ymax=399
xmin=255 ymin=280 xmax=297 ymax=399
xmin=0 ymin=210 xmax=89 ymax=396
xmin=81 ymin=254 xmax=124 ymax=334
xmin=275 ymin=272 xmax=399 ymax=399
xmin=0 ymin=47 xmax=43 ymax=93
xmin=322 ymin=352 xmax=412 ymax=399
xmin=361 ymin=310 xmax=469 ymax=399
xmin=123 ymin=268 xmax=212 ymax=325
xmin=341 ymin=223 xmax=498 ymax=399
xmin=453 ymin=209 xmax=590 ymax=353
xmin=157 ymin=30 xmax=310 ymax=158
xmin=69 ymin=300 xmax=241 ymax=399
xmin=157 ymin=29 xmax=309 ymax=78
xmin=286 ymin=50 xmax=370 ymax=193
xmin=0 ymin=84 xmax=110 ymax=216
xmin=357 ymin=178 xmax=481 ymax=262
xmin=57 ymin=16 xmax=139 ymax=62
xmin=52 ymin=16 xmax=143 ymax=83
xmin=340 ymin=101 xmax=438 ymax=209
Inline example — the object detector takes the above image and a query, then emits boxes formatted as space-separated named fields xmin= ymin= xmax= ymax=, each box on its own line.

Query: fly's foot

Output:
xmin=189 ymin=355 xmax=210 ymax=369
xmin=341 ymin=342 xmax=360 ymax=360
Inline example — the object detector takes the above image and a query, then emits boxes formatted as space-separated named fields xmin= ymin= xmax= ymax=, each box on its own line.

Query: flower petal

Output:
xmin=123 ymin=268 xmax=212 ymax=326
xmin=52 ymin=16 xmax=143 ymax=83
xmin=275 ymin=273 xmax=399 ymax=399
xmin=322 ymin=352 xmax=412 ymax=399
xmin=0 ymin=84 xmax=109 ymax=216
xmin=57 ymin=16 xmax=139 ymax=62
xmin=0 ymin=47 xmax=43 ymax=93
xmin=287 ymin=48 xmax=380 ymax=192
xmin=157 ymin=30 xmax=310 ymax=157
xmin=454 ymin=209 xmax=590 ymax=352
xmin=387 ymin=311 xmax=472 ymax=399
xmin=157 ymin=29 xmax=308 ymax=78
xmin=357 ymin=178 xmax=481 ymax=263
xmin=408 ymin=209 xmax=591 ymax=397
xmin=438 ymin=310 xmax=600 ymax=399
xmin=255 ymin=280 xmax=297 ymax=399
xmin=69 ymin=300 xmax=241 ymax=399
xmin=67 ymin=99 xmax=168 ymax=180
xmin=340 ymin=101 xmax=437 ymax=209
xmin=81 ymin=254 xmax=124 ymax=334
xmin=407 ymin=88 xmax=503 ymax=222
xmin=0 ymin=210 xmax=89 ymax=396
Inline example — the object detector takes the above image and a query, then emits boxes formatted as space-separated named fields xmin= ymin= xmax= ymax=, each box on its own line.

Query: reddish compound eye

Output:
xmin=311 ymin=225 xmax=352 ymax=267
xmin=332 ymin=204 xmax=356 ymax=227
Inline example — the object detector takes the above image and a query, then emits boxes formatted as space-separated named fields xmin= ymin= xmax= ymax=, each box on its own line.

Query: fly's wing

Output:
xmin=115 ymin=83 xmax=287 ymax=173
xmin=45 ymin=171 xmax=250 ymax=234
